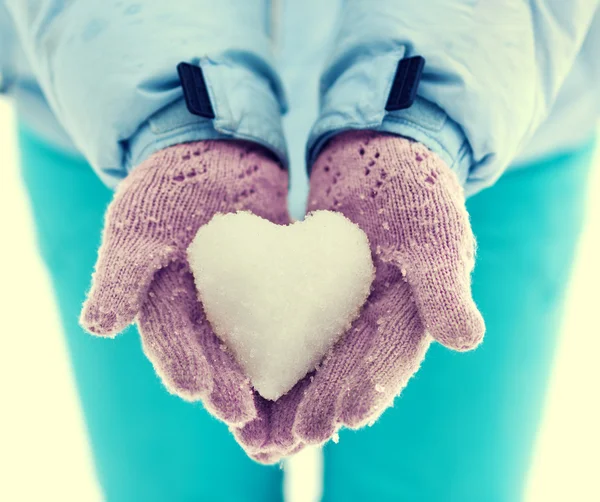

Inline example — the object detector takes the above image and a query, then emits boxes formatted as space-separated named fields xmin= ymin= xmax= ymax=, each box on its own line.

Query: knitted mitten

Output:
xmin=235 ymin=130 xmax=484 ymax=459
xmin=80 ymin=140 xmax=289 ymax=426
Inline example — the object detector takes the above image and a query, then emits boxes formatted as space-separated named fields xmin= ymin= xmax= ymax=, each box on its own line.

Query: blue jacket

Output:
xmin=1 ymin=1 xmax=599 ymax=197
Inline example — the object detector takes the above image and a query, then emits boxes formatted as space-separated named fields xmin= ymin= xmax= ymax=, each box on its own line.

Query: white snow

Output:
xmin=187 ymin=210 xmax=375 ymax=400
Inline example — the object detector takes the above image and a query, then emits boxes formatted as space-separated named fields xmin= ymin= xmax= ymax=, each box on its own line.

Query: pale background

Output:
xmin=0 ymin=96 xmax=598 ymax=501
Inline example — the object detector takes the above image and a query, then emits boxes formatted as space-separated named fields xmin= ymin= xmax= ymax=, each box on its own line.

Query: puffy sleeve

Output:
xmin=5 ymin=0 xmax=287 ymax=187
xmin=0 ymin=0 xmax=16 ymax=92
xmin=309 ymin=0 xmax=600 ymax=195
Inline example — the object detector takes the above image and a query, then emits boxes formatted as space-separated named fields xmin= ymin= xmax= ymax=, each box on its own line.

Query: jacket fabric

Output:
xmin=1 ymin=1 xmax=599 ymax=196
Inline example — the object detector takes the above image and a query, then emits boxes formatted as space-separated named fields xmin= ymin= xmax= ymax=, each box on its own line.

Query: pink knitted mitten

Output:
xmin=81 ymin=140 xmax=289 ymax=426
xmin=235 ymin=130 xmax=484 ymax=461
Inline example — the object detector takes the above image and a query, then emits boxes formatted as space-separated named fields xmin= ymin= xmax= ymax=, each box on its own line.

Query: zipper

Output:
xmin=270 ymin=0 xmax=282 ymax=57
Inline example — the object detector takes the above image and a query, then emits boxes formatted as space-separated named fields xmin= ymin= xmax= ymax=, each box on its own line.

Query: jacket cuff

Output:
xmin=127 ymin=58 xmax=288 ymax=178
xmin=307 ymin=52 xmax=474 ymax=192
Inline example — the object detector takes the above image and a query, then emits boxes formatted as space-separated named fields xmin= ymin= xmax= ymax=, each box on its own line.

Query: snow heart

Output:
xmin=187 ymin=210 xmax=375 ymax=400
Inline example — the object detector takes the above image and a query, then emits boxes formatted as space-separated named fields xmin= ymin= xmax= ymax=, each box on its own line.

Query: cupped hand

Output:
xmin=234 ymin=130 xmax=484 ymax=460
xmin=80 ymin=140 xmax=289 ymax=426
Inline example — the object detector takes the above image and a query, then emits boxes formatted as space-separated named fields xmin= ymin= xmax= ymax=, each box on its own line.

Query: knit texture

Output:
xmin=81 ymin=140 xmax=289 ymax=425
xmin=234 ymin=130 xmax=484 ymax=462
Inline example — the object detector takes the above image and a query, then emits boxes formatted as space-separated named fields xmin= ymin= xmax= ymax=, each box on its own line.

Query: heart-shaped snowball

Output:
xmin=187 ymin=210 xmax=375 ymax=400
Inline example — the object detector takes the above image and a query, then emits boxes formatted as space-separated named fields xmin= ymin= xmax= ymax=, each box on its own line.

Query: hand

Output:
xmin=80 ymin=140 xmax=290 ymax=426
xmin=235 ymin=130 xmax=484 ymax=459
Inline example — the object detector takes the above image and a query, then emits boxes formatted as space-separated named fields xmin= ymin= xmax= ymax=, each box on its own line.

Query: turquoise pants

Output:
xmin=19 ymin=126 xmax=594 ymax=502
